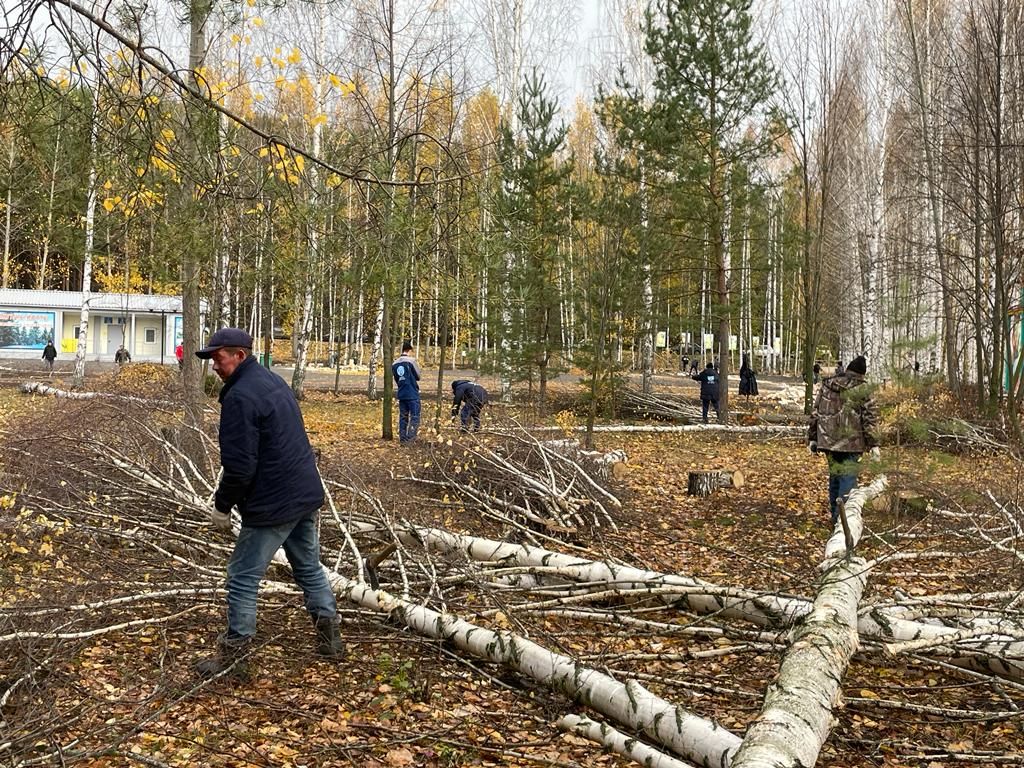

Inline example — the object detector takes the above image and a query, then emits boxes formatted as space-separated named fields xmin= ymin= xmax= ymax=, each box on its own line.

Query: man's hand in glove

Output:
xmin=808 ymin=441 xmax=818 ymax=454
xmin=210 ymin=504 xmax=232 ymax=532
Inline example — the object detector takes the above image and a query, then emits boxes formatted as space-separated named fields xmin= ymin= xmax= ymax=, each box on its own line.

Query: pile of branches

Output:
xmin=620 ymin=388 xmax=702 ymax=423
xmin=409 ymin=432 xmax=623 ymax=540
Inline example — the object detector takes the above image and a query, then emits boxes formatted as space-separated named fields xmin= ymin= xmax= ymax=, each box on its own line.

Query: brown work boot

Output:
xmin=195 ymin=633 xmax=254 ymax=680
xmin=312 ymin=616 xmax=345 ymax=658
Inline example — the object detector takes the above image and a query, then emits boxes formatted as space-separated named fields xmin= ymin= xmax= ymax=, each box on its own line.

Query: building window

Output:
xmin=145 ymin=329 xmax=156 ymax=343
xmin=73 ymin=326 xmax=80 ymax=338
xmin=103 ymin=317 xmax=112 ymax=324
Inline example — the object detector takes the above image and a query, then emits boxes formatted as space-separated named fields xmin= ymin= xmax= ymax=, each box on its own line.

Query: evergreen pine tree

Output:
xmin=644 ymin=0 xmax=779 ymax=423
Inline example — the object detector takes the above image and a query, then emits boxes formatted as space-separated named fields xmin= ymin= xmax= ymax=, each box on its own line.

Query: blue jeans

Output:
xmin=826 ymin=452 xmax=861 ymax=524
xmin=226 ymin=514 xmax=337 ymax=638
xmin=398 ymin=398 xmax=420 ymax=443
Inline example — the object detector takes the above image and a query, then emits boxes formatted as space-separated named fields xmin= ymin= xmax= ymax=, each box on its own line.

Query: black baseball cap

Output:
xmin=196 ymin=327 xmax=254 ymax=359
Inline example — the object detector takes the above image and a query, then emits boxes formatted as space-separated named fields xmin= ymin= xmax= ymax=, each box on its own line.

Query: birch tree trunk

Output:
xmin=73 ymin=81 xmax=101 ymax=388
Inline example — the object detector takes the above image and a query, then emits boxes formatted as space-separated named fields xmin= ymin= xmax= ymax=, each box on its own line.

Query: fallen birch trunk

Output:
xmin=822 ymin=477 xmax=888 ymax=564
xmin=261 ymin=546 xmax=742 ymax=767
xmin=729 ymin=477 xmax=887 ymax=767
xmin=399 ymin=526 xmax=807 ymax=628
xmin=522 ymin=424 xmax=803 ymax=435
xmin=557 ymin=714 xmax=697 ymax=768
xmin=20 ymin=381 xmax=174 ymax=407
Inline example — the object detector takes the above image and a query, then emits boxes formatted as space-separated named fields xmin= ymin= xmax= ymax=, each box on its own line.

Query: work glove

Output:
xmin=869 ymin=446 xmax=881 ymax=462
xmin=210 ymin=502 xmax=232 ymax=532
xmin=807 ymin=441 xmax=818 ymax=454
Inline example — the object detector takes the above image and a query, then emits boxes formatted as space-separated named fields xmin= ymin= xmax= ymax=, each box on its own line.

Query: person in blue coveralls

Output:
xmin=392 ymin=341 xmax=422 ymax=443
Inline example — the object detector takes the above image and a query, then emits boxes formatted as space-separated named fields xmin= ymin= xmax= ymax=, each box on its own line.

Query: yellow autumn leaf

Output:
xmin=251 ymin=16 xmax=263 ymax=26
xmin=102 ymin=198 xmax=116 ymax=212
xmin=326 ymin=173 xmax=341 ymax=189
xmin=328 ymin=73 xmax=341 ymax=88
xmin=161 ymin=128 xmax=175 ymax=142
xmin=294 ymin=154 xmax=305 ymax=171
xmin=288 ymin=47 xmax=302 ymax=65
xmin=39 ymin=541 xmax=54 ymax=557
xmin=231 ymin=33 xmax=241 ymax=44
xmin=254 ymin=55 xmax=263 ymax=67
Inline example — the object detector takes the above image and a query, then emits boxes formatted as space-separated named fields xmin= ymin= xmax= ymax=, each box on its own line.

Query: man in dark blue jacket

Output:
xmin=691 ymin=362 xmax=721 ymax=424
xmin=392 ymin=341 xmax=422 ymax=443
xmin=451 ymin=379 xmax=488 ymax=432
xmin=193 ymin=328 xmax=342 ymax=679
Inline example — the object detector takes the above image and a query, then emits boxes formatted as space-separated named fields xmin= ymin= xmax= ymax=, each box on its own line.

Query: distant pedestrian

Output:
xmin=392 ymin=341 xmax=422 ymax=444
xmin=691 ymin=362 xmax=720 ymax=424
xmin=451 ymin=379 xmax=488 ymax=432
xmin=689 ymin=358 xmax=700 ymax=377
xmin=812 ymin=361 xmax=821 ymax=384
xmin=175 ymin=343 xmax=184 ymax=369
xmin=808 ymin=355 xmax=880 ymax=525
xmin=114 ymin=345 xmax=131 ymax=367
xmin=681 ymin=355 xmax=690 ymax=374
xmin=42 ymin=340 xmax=57 ymax=375
xmin=738 ymin=354 xmax=758 ymax=399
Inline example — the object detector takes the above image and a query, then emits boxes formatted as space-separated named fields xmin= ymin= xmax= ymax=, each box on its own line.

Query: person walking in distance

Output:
xmin=41 ymin=339 xmax=57 ymax=376
xmin=392 ymin=341 xmax=422 ymax=444
xmin=807 ymin=355 xmax=880 ymax=526
xmin=114 ymin=345 xmax=131 ymax=367
xmin=193 ymin=327 xmax=343 ymax=680
xmin=691 ymin=362 xmax=720 ymax=424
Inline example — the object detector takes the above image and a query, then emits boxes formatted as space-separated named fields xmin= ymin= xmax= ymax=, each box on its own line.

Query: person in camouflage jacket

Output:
xmin=807 ymin=355 xmax=880 ymax=524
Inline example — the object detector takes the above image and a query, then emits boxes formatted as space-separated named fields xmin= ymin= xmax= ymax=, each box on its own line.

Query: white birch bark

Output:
xmin=73 ymin=80 xmax=101 ymax=387
xmin=557 ymin=715 xmax=696 ymax=768
xmin=730 ymin=554 xmax=869 ymax=768
xmin=258 ymin=540 xmax=742 ymax=766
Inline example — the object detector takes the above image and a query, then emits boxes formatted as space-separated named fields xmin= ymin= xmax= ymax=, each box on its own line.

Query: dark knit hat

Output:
xmin=847 ymin=355 xmax=867 ymax=376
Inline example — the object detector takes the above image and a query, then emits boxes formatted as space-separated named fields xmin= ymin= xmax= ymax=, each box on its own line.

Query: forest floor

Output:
xmin=1 ymin=366 xmax=1022 ymax=768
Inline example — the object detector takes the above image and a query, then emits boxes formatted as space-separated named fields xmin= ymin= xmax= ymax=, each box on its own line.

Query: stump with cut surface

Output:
xmin=687 ymin=469 xmax=745 ymax=497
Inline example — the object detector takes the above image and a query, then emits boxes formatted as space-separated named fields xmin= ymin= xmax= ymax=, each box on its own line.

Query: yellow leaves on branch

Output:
xmin=260 ymin=142 xmax=305 ymax=186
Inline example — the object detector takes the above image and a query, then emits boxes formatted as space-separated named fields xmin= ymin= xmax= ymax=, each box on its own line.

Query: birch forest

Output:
xmin=2 ymin=0 xmax=1024 ymax=766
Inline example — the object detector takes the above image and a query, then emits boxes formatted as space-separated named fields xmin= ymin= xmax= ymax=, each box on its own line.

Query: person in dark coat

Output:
xmin=114 ymin=345 xmax=131 ymax=366
xmin=451 ymin=379 xmax=488 ymax=432
xmin=194 ymin=328 xmax=342 ymax=679
xmin=812 ymin=361 xmax=821 ymax=384
xmin=691 ymin=362 xmax=720 ymax=424
xmin=41 ymin=340 xmax=57 ymax=375
xmin=738 ymin=354 xmax=758 ymax=398
xmin=808 ymin=354 xmax=880 ymax=525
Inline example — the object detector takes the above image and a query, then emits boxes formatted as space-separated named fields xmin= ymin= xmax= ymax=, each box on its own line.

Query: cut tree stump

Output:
xmin=873 ymin=489 xmax=930 ymax=518
xmin=687 ymin=469 xmax=745 ymax=497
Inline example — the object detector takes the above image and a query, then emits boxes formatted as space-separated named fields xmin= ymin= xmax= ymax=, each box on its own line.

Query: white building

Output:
xmin=0 ymin=289 xmax=206 ymax=363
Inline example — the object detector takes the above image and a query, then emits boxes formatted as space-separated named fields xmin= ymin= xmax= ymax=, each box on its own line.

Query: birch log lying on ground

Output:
xmin=260 ymin=543 xmax=742 ymax=768
xmin=523 ymin=424 xmax=804 ymax=435
xmin=557 ymin=715 xmax=696 ymax=768
xmin=388 ymin=511 xmax=1024 ymax=680
xmin=730 ymin=486 xmax=879 ymax=768
xmin=20 ymin=381 xmax=175 ymax=406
